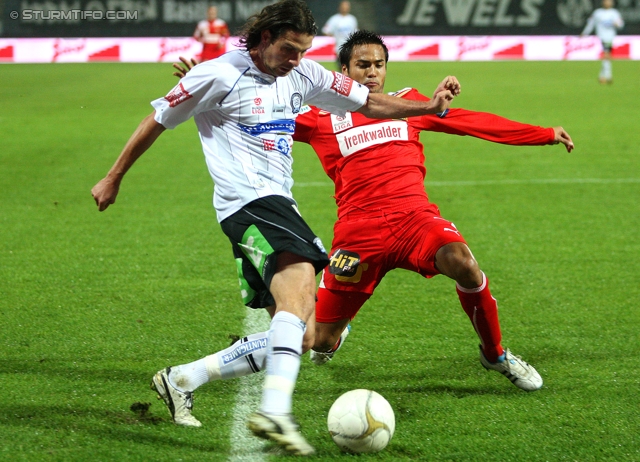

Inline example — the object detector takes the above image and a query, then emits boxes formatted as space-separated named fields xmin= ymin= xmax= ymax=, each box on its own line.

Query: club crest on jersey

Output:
xmin=329 ymin=249 xmax=368 ymax=283
xmin=164 ymin=82 xmax=192 ymax=107
xmin=331 ymin=72 xmax=353 ymax=96
xmin=290 ymin=92 xmax=302 ymax=114
xmin=331 ymin=113 xmax=353 ymax=133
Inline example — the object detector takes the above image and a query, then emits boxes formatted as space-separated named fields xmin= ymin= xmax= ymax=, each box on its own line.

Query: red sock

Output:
xmin=456 ymin=273 xmax=504 ymax=362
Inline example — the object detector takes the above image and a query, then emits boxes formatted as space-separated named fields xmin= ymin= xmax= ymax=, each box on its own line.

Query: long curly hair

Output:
xmin=237 ymin=0 xmax=318 ymax=51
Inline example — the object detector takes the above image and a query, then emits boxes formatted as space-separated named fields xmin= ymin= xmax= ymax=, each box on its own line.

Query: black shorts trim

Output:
xmin=220 ymin=195 xmax=329 ymax=308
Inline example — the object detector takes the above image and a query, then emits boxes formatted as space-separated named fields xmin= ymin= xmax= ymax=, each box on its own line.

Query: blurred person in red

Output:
xmin=193 ymin=6 xmax=230 ymax=61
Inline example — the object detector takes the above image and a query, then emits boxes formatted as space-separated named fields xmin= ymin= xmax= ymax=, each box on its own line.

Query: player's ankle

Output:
xmin=483 ymin=346 xmax=505 ymax=363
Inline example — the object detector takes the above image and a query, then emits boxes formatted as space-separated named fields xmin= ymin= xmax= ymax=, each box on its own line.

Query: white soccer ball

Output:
xmin=327 ymin=389 xmax=395 ymax=453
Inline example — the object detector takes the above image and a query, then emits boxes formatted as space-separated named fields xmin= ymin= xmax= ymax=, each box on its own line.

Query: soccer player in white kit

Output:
xmin=322 ymin=1 xmax=358 ymax=69
xmin=91 ymin=0 xmax=458 ymax=455
xmin=581 ymin=0 xmax=624 ymax=84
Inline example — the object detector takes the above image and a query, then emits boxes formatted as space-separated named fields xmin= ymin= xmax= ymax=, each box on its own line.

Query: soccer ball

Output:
xmin=327 ymin=389 xmax=395 ymax=453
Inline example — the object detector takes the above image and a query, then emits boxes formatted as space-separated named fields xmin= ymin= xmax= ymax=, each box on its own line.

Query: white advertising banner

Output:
xmin=1 ymin=35 xmax=638 ymax=63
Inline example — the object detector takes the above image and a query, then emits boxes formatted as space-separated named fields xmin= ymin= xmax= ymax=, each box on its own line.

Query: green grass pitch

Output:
xmin=1 ymin=59 xmax=639 ymax=461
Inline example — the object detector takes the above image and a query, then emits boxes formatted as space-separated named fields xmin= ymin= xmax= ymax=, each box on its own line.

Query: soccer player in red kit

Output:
xmin=293 ymin=31 xmax=574 ymax=391
xmin=193 ymin=6 xmax=230 ymax=61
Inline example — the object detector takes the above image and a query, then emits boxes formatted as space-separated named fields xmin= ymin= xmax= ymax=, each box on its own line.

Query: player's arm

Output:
xmin=193 ymin=23 xmax=204 ymax=42
xmin=322 ymin=18 xmax=334 ymax=36
xmin=91 ymin=112 xmax=166 ymax=211
xmin=421 ymin=106 xmax=574 ymax=152
xmin=358 ymin=76 xmax=460 ymax=119
xmin=580 ymin=15 xmax=595 ymax=36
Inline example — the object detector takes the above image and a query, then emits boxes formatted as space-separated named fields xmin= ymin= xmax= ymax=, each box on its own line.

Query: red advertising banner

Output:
xmin=1 ymin=35 xmax=638 ymax=63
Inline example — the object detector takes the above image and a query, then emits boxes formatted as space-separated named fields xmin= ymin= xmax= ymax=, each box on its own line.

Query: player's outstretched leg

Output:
xmin=310 ymin=324 xmax=351 ymax=365
xmin=479 ymin=346 xmax=543 ymax=391
xmin=151 ymin=367 xmax=202 ymax=427
xmin=151 ymin=332 xmax=269 ymax=427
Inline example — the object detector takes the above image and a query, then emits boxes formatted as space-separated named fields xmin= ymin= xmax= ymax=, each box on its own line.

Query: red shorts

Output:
xmin=316 ymin=209 xmax=466 ymax=323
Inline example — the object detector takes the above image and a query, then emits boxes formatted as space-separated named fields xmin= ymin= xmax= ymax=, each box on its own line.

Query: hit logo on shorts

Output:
xmin=329 ymin=249 xmax=368 ymax=283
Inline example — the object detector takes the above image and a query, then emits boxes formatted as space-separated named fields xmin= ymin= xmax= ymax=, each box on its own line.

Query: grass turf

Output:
xmin=1 ymin=59 xmax=639 ymax=461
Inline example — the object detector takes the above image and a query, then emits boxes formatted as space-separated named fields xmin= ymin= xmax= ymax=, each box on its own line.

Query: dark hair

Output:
xmin=237 ymin=0 xmax=317 ymax=51
xmin=338 ymin=30 xmax=389 ymax=69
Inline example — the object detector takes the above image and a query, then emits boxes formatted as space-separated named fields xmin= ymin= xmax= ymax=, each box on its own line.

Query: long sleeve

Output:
xmin=418 ymin=108 xmax=555 ymax=146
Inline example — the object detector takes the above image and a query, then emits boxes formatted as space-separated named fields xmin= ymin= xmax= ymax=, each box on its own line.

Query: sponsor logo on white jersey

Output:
xmin=331 ymin=71 xmax=354 ymax=96
xmin=336 ymin=120 xmax=409 ymax=156
xmin=164 ymin=82 xmax=193 ymax=107
xmin=262 ymin=135 xmax=292 ymax=156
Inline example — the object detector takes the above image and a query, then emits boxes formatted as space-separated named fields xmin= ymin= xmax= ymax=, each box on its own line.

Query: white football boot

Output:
xmin=151 ymin=367 xmax=202 ymax=427
xmin=310 ymin=324 xmax=351 ymax=366
xmin=247 ymin=411 xmax=315 ymax=456
xmin=479 ymin=346 xmax=543 ymax=391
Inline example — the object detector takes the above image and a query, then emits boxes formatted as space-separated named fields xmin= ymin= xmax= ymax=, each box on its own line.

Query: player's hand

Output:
xmin=430 ymin=89 xmax=455 ymax=113
xmin=91 ymin=177 xmax=120 ymax=211
xmin=433 ymin=76 xmax=461 ymax=99
xmin=552 ymin=126 xmax=574 ymax=153
xmin=173 ymin=56 xmax=199 ymax=79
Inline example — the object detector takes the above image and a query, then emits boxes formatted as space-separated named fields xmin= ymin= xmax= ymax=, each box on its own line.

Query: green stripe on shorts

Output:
xmin=235 ymin=257 xmax=257 ymax=305
xmin=239 ymin=224 xmax=275 ymax=277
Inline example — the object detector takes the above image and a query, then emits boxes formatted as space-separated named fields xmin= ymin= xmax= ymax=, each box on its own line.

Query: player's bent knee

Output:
xmin=313 ymin=324 xmax=343 ymax=352
xmin=455 ymin=256 xmax=483 ymax=287
xmin=302 ymin=329 xmax=316 ymax=354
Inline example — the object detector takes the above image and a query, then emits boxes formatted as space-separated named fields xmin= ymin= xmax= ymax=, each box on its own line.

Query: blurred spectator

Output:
xmin=194 ymin=6 xmax=230 ymax=61
xmin=581 ymin=0 xmax=624 ymax=84
xmin=322 ymin=1 xmax=358 ymax=69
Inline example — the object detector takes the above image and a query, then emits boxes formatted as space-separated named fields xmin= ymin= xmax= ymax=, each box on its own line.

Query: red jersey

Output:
xmin=293 ymin=88 xmax=555 ymax=218
xmin=194 ymin=19 xmax=230 ymax=61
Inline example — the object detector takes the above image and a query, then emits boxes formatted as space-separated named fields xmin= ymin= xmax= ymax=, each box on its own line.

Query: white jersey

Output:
xmin=151 ymin=50 xmax=369 ymax=222
xmin=322 ymin=14 xmax=358 ymax=53
xmin=582 ymin=8 xmax=624 ymax=44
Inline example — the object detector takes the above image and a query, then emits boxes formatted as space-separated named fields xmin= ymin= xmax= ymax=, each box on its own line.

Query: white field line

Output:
xmin=295 ymin=177 xmax=640 ymax=188
xmin=227 ymin=308 xmax=270 ymax=462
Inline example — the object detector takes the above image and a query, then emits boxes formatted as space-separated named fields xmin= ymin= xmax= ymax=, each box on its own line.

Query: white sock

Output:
xmin=168 ymin=332 xmax=268 ymax=392
xmin=603 ymin=60 xmax=612 ymax=79
xmin=600 ymin=60 xmax=612 ymax=79
xmin=260 ymin=311 xmax=306 ymax=415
